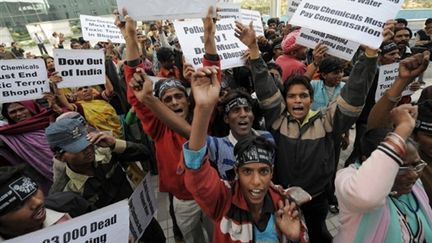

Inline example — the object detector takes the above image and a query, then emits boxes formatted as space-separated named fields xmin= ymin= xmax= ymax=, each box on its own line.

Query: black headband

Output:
xmin=0 ymin=176 xmax=38 ymax=216
xmin=381 ymin=42 xmax=398 ymax=55
xmin=235 ymin=145 xmax=274 ymax=166
xmin=157 ymin=79 xmax=186 ymax=98
xmin=224 ymin=97 xmax=251 ymax=113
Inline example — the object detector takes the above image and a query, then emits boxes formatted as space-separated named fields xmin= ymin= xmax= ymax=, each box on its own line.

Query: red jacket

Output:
xmin=124 ymin=57 xmax=221 ymax=199
xmin=184 ymin=158 xmax=308 ymax=243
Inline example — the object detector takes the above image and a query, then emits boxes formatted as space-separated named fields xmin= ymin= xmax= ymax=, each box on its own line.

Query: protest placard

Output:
xmin=53 ymin=49 xmax=105 ymax=88
xmin=80 ymin=15 xmax=125 ymax=44
xmin=129 ymin=174 xmax=158 ymax=240
xmin=289 ymin=0 xmax=404 ymax=49
xmin=0 ymin=59 xmax=49 ymax=103
xmin=174 ymin=18 xmax=248 ymax=70
xmin=116 ymin=0 xmax=216 ymax=21
xmin=5 ymin=200 xmax=129 ymax=243
xmin=286 ymin=0 xmax=302 ymax=21
xmin=296 ymin=27 xmax=360 ymax=61
xmin=240 ymin=9 xmax=264 ymax=36
xmin=217 ymin=3 xmax=241 ymax=20
xmin=375 ymin=63 xmax=414 ymax=102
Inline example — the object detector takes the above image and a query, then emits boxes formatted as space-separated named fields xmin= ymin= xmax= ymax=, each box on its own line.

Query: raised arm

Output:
xmin=235 ymin=21 xmax=285 ymax=129
xmin=183 ymin=66 xmax=230 ymax=220
xmin=336 ymin=104 xmax=417 ymax=211
xmin=368 ymin=51 xmax=430 ymax=130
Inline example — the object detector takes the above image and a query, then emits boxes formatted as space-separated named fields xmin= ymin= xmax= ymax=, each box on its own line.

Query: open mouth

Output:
xmin=173 ymin=108 xmax=183 ymax=114
xmin=249 ymin=189 xmax=263 ymax=199
xmin=32 ymin=205 xmax=46 ymax=221
xmin=238 ymin=121 xmax=249 ymax=129
xmin=292 ymin=106 xmax=304 ymax=114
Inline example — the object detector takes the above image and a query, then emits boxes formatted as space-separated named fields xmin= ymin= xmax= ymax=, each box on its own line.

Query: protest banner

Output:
xmin=0 ymin=59 xmax=49 ymax=103
xmin=129 ymin=174 xmax=158 ymax=240
xmin=296 ymin=27 xmax=360 ymax=61
xmin=289 ymin=0 xmax=404 ymax=49
xmin=217 ymin=3 xmax=241 ymax=20
xmin=174 ymin=18 xmax=248 ymax=70
xmin=80 ymin=15 xmax=125 ymax=44
xmin=116 ymin=0 xmax=216 ymax=21
xmin=375 ymin=63 xmax=414 ymax=102
xmin=5 ymin=200 xmax=129 ymax=243
xmin=53 ymin=49 xmax=105 ymax=88
xmin=240 ymin=9 xmax=264 ymax=36
xmin=286 ymin=0 xmax=302 ymax=21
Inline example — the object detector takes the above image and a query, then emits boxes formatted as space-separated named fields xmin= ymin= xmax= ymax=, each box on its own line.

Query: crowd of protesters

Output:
xmin=0 ymin=5 xmax=431 ymax=243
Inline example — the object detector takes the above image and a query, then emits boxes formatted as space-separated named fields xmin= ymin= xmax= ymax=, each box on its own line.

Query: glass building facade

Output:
xmin=0 ymin=0 xmax=116 ymax=40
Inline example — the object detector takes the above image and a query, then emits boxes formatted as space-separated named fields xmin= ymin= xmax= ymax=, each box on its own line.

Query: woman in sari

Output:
xmin=0 ymin=100 xmax=56 ymax=193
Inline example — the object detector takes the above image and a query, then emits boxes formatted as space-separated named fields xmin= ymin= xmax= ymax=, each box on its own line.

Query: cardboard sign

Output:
xmin=174 ymin=18 xmax=248 ymax=70
xmin=80 ymin=15 xmax=125 ymax=44
xmin=289 ymin=0 xmax=404 ymax=49
xmin=217 ymin=3 xmax=241 ymax=20
xmin=116 ymin=0 xmax=217 ymax=21
xmin=240 ymin=9 xmax=264 ymax=36
xmin=53 ymin=49 xmax=105 ymax=88
xmin=0 ymin=59 xmax=49 ymax=103
xmin=129 ymin=174 xmax=158 ymax=240
xmin=296 ymin=27 xmax=360 ymax=61
xmin=286 ymin=0 xmax=302 ymax=21
xmin=375 ymin=63 xmax=414 ymax=102
xmin=5 ymin=201 xmax=129 ymax=243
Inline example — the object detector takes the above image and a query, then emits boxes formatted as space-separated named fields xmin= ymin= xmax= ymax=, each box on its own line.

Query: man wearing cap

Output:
xmin=0 ymin=166 xmax=70 ymax=240
xmin=45 ymin=115 xmax=166 ymax=242
xmin=414 ymin=100 xmax=432 ymax=206
xmin=275 ymin=29 xmax=327 ymax=82
xmin=183 ymin=65 xmax=307 ymax=243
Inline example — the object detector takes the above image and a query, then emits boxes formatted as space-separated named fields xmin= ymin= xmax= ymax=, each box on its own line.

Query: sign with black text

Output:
xmin=174 ymin=18 xmax=248 ymax=70
xmin=5 ymin=201 xmax=129 ymax=243
xmin=296 ymin=27 xmax=360 ymax=61
xmin=80 ymin=15 xmax=125 ymax=44
xmin=53 ymin=49 xmax=105 ymax=88
xmin=116 ymin=0 xmax=216 ymax=21
xmin=376 ymin=63 xmax=414 ymax=102
xmin=287 ymin=0 xmax=302 ymax=21
xmin=289 ymin=0 xmax=404 ymax=49
xmin=240 ymin=9 xmax=264 ymax=36
xmin=217 ymin=3 xmax=241 ymax=20
xmin=129 ymin=174 xmax=158 ymax=241
xmin=0 ymin=59 xmax=49 ymax=103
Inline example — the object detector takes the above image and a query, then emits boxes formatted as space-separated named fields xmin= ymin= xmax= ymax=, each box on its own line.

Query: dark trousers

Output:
xmin=344 ymin=122 xmax=367 ymax=167
xmin=301 ymin=192 xmax=333 ymax=243
xmin=169 ymin=193 xmax=183 ymax=239
xmin=37 ymin=43 xmax=48 ymax=55
xmin=139 ymin=217 xmax=166 ymax=243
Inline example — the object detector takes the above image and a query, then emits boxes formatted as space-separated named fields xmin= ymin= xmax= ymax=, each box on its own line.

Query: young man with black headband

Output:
xmin=182 ymin=66 xmax=307 ymax=243
xmin=0 ymin=166 xmax=70 ymax=240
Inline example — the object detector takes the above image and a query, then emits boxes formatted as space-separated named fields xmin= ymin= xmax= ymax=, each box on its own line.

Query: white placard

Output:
xmin=217 ymin=3 xmax=241 ymax=20
xmin=286 ymin=0 xmax=302 ymax=21
xmin=129 ymin=174 xmax=158 ymax=240
xmin=0 ymin=59 xmax=49 ymax=103
xmin=116 ymin=0 xmax=217 ymax=21
xmin=375 ymin=63 xmax=414 ymax=102
xmin=240 ymin=9 xmax=264 ymax=36
xmin=296 ymin=27 xmax=360 ymax=61
xmin=53 ymin=49 xmax=105 ymax=88
xmin=5 ymin=200 xmax=129 ymax=243
xmin=80 ymin=15 xmax=125 ymax=44
xmin=174 ymin=18 xmax=248 ymax=70
xmin=289 ymin=0 xmax=404 ymax=49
